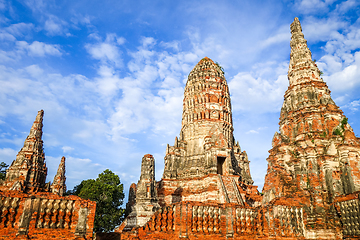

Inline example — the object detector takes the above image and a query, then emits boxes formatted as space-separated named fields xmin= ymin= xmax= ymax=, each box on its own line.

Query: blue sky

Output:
xmin=1 ymin=0 xmax=360 ymax=198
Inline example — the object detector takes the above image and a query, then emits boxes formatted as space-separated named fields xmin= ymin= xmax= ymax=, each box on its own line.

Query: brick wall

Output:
xmin=118 ymin=202 xmax=311 ymax=239
xmin=0 ymin=190 xmax=96 ymax=240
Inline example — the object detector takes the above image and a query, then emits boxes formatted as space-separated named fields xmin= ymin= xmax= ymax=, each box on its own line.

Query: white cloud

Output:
xmin=5 ymin=23 xmax=34 ymax=37
xmin=0 ymin=32 xmax=16 ymax=42
xmin=295 ymin=0 xmax=334 ymax=14
xmin=16 ymin=41 xmax=62 ymax=57
xmin=94 ymin=65 xmax=121 ymax=97
xmin=336 ymin=0 xmax=360 ymax=13
xmin=43 ymin=14 xmax=71 ymax=36
xmin=229 ymin=61 xmax=289 ymax=113
xmin=347 ymin=99 xmax=360 ymax=111
xmin=260 ymin=24 xmax=290 ymax=49
xmin=0 ymin=148 xmax=17 ymax=163
xmin=142 ymin=37 xmax=156 ymax=48
xmin=23 ymin=0 xmax=47 ymax=12
xmin=85 ymin=34 xmax=124 ymax=67
xmin=302 ymin=17 xmax=347 ymax=42
xmin=62 ymin=146 xmax=74 ymax=153
xmin=246 ymin=130 xmax=259 ymax=134
xmin=25 ymin=64 xmax=44 ymax=77
xmin=325 ymin=54 xmax=360 ymax=92
xmin=0 ymin=0 xmax=6 ymax=10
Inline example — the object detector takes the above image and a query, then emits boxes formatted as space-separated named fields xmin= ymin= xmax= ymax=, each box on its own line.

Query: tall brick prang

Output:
xmin=3 ymin=110 xmax=48 ymax=192
xmin=163 ymin=57 xmax=253 ymax=183
xmin=261 ymin=17 xmax=360 ymax=238
xmin=118 ymin=58 xmax=262 ymax=236
xmin=155 ymin=57 xmax=259 ymax=207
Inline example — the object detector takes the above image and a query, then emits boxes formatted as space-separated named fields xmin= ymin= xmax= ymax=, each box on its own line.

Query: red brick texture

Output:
xmin=0 ymin=190 xmax=96 ymax=240
xmin=118 ymin=201 xmax=318 ymax=239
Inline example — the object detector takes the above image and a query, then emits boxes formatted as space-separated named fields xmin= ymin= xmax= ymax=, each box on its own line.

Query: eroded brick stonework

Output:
xmin=163 ymin=57 xmax=253 ymax=184
xmin=156 ymin=57 xmax=259 ymax=208
xmin=0 ymin=191 xmax=95 ymax=240
xmin=0 ymin=110 xmax=96 ymax=240
xmin=51 ymin=156 xmax=66 ymax=196
xmin=118 ymin=17 xmax=360 ymax=240
xmin=124 ymin=154 xmax=160 ymax=230
xmin=3 ymin=110 xmax=48 ymax=192
xmin=120 ymin=202 xmax=310 ymax=240
xmin=261 ymin=17 xmax=360 ymax=238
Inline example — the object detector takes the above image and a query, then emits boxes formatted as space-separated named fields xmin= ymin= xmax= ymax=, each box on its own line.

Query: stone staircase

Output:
xmin=219 ymin=175 xmax=244 ymax=205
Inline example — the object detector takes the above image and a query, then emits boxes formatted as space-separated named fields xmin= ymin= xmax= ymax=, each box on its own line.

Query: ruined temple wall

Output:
xmin=119 ymin=201 xmax=331 ymax=240
xmin=0 ymin=190 xmax=96 ymax=240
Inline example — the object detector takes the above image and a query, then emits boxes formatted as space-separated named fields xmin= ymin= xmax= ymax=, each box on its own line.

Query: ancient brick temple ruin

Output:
xmin=0 ymin=110 xmax=96 ymax=240
xmin=117 ymin=18 xmax=360 ymax=239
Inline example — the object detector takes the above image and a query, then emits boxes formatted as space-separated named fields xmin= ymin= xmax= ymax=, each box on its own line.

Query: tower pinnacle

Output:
xmin=288 ymin=18 xmax=322 ymax=86
xmin=51 ymin=156 xmax=67 ymax=196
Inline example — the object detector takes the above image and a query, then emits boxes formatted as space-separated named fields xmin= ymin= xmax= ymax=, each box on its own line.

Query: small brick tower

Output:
xmin=123 ymin=154 xmax=160 ymax=230
xmin=51 ymin=156 xmax=67 ymax=196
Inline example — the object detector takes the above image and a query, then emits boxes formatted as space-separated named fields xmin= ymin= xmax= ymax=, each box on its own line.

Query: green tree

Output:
xmin=0 ymin=162 xmax=9 ymax=180
xmin=71 ymin=169 xmax=125 ymax=232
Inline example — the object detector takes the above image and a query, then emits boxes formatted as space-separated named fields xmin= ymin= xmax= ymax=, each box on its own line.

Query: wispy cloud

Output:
xmin=16 ymin=41 xmax=62 ymax=57
xmin=44 ymin=15 xmax=68 ymax=36
xmin=85 ymin=33 xmax=124 ymax=67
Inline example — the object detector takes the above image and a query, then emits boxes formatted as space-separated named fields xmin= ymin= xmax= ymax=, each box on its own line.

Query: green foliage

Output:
xmin=0 ymin=162 xmax=9 ymax=180
xmin=333 ymin=128 xmax=342 ymax=136
xmin=332 ymin=118 xmax=348 ymax=137
xmin=320 ymin=131 xmax=327 ymax=138
xmin=70 ymin=169 xmax=125 ymax=233
xmin=341 ymin=117 xmax=348 ymax=130
xmin=319 ymin=70 xmax=324 ymax=76
xmin=215 ymin=61 xmax=224 ymax=74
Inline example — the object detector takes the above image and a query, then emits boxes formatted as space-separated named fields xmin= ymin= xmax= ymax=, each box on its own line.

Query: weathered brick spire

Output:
xmin=162 ymin=57 xmax=253 ymax=184
xmin=51 ymin=156 xmax=66 ymax=196
xmin=262 ymin=18 xmax=360 ymax=232
xmin=123 ymin=154 xmax=160 ymax=229
xmin=4 ymin=110 xmax=48 ymax=192
xmin=181 ymin=57 xmax=233 ymax=145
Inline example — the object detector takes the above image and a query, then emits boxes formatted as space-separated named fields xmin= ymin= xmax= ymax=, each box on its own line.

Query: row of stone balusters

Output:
xmin=0 ymin=197 xmax=20 ymax=228
xmin=337 ymin=198 xmax=360 ymax=236
xmin=234 ymin=208 xmax=258 ymax=235
xmin=144 ymin=206 xmax=175 ymax=232
xmin=191 ymin=205 xmax=221 ymax=233
xmin=266 ymin=205 xmax=305 ymax=237
xmin=36 ymin=198 xmax=74 ymax=229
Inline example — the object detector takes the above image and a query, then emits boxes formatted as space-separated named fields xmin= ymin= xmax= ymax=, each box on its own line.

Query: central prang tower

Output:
xmin=121 ymin=57 xmax=261 ymax=231
xmin=163 ymin=57 xmax=252 ymax=183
